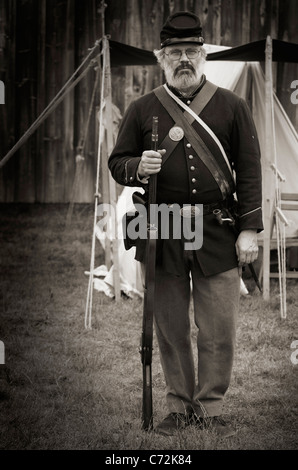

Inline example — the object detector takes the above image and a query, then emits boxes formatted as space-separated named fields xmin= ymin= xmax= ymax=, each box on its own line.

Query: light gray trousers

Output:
xmin=142 ymin=251 xmax=240 ymax=417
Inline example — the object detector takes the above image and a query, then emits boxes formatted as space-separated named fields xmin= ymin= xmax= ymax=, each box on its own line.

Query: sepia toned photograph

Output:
xmin=0 ymin=0 xmax=297 ymax=455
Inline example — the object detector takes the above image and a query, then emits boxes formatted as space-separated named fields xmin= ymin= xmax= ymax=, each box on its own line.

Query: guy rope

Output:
xmin=84 ymin=36 xmax=121 ymax=328
xmin=0 ymin=41 xmax=102 ymax=169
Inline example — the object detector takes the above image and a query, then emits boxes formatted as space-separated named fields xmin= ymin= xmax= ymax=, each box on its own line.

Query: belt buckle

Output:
xmin=180 ymin=205 xmax=201 ymax=218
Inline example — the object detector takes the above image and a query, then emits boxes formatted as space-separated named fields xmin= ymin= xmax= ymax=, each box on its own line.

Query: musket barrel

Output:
xmin=141 ymin=116 xmax=159 ymax=431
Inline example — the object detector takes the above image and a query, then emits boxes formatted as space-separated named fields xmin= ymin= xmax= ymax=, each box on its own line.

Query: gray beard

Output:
xmin=163 ymin=62 xmax=204 ymax=92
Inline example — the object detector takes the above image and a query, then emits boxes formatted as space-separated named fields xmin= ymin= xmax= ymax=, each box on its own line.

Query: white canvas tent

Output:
xmin=92 ymin=41 xmax=298 ymax=316
xmin=205 ymin=43 xmax=298 ymax=239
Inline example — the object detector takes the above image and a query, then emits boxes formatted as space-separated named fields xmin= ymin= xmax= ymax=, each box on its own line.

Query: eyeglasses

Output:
xmin=164 ymin=49 xmax=201 ymax=61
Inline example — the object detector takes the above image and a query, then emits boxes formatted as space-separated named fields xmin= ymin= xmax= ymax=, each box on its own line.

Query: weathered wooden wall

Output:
xmin=0 ymin=0 xmax=104 ymax=203
xmin=0 ymin=0 xmax=297 ymax=203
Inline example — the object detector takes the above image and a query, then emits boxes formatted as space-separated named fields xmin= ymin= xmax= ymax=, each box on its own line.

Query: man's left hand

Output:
xmin=235 ymin=230 xmax=259 ymax=266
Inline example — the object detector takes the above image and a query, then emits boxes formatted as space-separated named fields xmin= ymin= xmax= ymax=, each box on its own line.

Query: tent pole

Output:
xmin=98 ymin=2 xmax=111 ymax=270
xmin=103 ymin=36 xmax=121 ymax=302
xmin=262 ymin=35 xmax=273 ymax=301
xmin=99 ymin=1 xmax=121 ymax=301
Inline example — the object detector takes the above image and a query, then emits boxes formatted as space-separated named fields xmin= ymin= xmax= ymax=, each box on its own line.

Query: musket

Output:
xmin=140 ymin=116 xmax=158 ymax=431
xmin=213 ymin=208 xmax=262 ymax=293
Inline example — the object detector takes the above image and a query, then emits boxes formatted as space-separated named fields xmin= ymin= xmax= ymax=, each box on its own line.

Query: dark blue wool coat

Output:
xmin=108 ymin=79 xmax=263 ymax=277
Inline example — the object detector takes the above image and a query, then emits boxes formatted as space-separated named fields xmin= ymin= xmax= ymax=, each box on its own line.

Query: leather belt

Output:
xmin=168 ymin=201 xmax=229 ymax=218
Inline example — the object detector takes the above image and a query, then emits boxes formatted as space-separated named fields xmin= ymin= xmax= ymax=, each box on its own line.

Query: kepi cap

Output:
xmin=160 ymin=11 xmax=204 ymax=48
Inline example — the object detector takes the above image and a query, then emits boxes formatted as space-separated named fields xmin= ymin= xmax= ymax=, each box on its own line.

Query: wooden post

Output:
xmin=98 ymin=2 xmax=111 ymax=270
xmin=103 ymin=36 xmax=121 ymax=302
xmin=101 ymin=136 xmax=112 ymax=270
xmin=262 ymin=36 xmax=273 ymax=300
xmin=96 ymin=60 xmax=111 ymax=270
xmin=100 ymin=1 xmax=121 ymax=301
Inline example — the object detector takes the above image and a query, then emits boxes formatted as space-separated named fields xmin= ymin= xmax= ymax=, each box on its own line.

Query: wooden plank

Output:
xmin=281 ymin=203 xmax=298 ymax=211
xmin=36 ymin=0 xmax=47 ymax=202
xmin=60 ymin=0 xmax=75 ymax=203
xmin=72 ymin=0 xmax=102 ymax=203
xmin=258 ymin=237 xmax=298 ymax=248
xmin=43 ymin=0 xmax=58 ymax=202
xmin=14 ymin=0 xmax=37 ymax=202
xmin=241 ymin=0 xmax=251 ymax=44
xmin=0 ymin=0 xmax=17 ymax=201
xmin=270 ymin=272 xmax=298 ymax=279
xmin=281 ymin=193 xmax=298 ymax=201
xmin=52 ymin=0 xmax=66 ymax=202
xmin=248 ymin=0 xmax=262 ymax=42
xmin=221 ymin=0 xmax=249 ymax=46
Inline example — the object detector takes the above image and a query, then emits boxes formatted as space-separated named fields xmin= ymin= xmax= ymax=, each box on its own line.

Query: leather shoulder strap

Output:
xmin=164 ymin=83 xmax=234 ymax=179
xmin=155 ymin=81 xmax=218 ymax=167
xmin=154 ymin=85 xmax=233 ymax=198
xmin=187 ymin=81 xmax=218 ymax=122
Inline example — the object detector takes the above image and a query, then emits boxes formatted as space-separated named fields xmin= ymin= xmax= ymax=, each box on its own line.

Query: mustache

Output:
xmin=174 ymin=64 xmax=196 ymax=76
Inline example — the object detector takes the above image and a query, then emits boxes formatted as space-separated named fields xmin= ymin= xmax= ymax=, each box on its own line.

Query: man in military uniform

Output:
xmin=109 ymin=11 xmax=263 ymax=437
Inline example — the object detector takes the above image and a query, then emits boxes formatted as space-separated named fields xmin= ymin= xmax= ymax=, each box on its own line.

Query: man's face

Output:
xmin=162 ymin=43 xmax=205 ymax=90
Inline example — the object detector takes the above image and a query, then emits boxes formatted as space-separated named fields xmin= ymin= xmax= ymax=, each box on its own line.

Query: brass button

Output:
xmin=188 ymin=155 xmax=194 ymax=160
xmin=192 ymin=178 xmax=196 ymax=183
xmin=192 ymin=189 xmax=197 ymax=194
xmin=186 ymin=143 xmax=191 ymax=148
xmin=190 ymin=166 xmax=195 ymax=171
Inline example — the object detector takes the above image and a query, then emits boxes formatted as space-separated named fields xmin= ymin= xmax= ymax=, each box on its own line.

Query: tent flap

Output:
xmin=206 ymin=39 xmax=298 ymax=63
xmin=109 ymin=38 xmax=298 ymax=67
xmin=109 ymin=40 xmax=156 ymax=67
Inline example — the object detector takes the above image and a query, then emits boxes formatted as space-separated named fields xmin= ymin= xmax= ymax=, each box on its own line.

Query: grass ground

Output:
xmin=0 ymin=203 xmax=297 ymax=451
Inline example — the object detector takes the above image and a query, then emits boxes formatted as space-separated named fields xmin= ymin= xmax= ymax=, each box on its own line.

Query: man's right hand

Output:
xmin=137 ymin=149 xmax=166 ymax=178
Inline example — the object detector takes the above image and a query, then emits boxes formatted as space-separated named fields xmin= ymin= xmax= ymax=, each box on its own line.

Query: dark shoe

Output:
xmin=194 ymin=415 xmax=237 ymax=438
xmin=155 ymin=412 xmax=191 ymax=436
